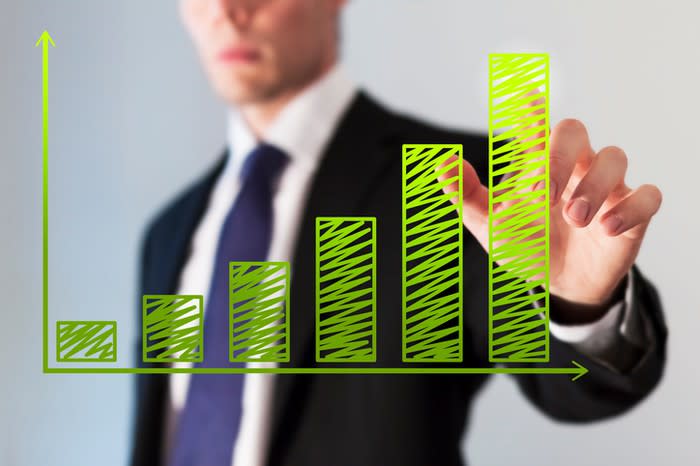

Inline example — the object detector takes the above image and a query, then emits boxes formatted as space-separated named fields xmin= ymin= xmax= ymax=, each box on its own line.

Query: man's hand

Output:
xmin=437 ymin=115 xmax=662 ymax=322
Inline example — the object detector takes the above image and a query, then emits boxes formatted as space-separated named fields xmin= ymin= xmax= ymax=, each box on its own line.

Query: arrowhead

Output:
xmin=570 ymin=360 xmax=588 ymax=381
xmin=35 ymin=30 xmax=56 ymax=48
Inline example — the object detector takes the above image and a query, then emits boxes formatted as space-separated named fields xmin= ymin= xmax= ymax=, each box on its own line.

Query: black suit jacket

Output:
xmin=131 ymin=92 xmax=668 ymax=466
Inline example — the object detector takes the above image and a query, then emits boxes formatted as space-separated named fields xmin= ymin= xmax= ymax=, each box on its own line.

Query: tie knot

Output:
xmin=240 ymin=143 xmax=289 ymax=186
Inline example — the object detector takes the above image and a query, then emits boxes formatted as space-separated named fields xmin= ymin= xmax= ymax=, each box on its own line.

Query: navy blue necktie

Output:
xmin=169 ymin=144 xmax=289 ymax=466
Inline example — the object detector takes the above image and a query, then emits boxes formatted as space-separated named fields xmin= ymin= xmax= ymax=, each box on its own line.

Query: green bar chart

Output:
xmin=488 ymin=53 xmax=550 ymax=363
xmin=41 ymin=39 xmax=585 ymax=378
xmin=316 ymin=217 xmax=377 ymax=363
xmin=229 ymin=261 xmax=290 ymax=363
xmin=402 ymin=144 xmax=463 ymax=363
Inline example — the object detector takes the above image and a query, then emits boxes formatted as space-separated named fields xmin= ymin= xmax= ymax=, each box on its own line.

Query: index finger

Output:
xmin=549 ymin=118 xmax=595 ymax=206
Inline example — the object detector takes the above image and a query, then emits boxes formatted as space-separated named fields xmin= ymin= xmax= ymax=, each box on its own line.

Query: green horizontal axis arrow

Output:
xmin=43 ymin=360 xmax=588 ymax=381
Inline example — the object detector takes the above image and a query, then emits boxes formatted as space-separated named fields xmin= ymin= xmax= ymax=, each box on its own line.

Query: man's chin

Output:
xmin=216 ymin=82 xmax=281 ymax=108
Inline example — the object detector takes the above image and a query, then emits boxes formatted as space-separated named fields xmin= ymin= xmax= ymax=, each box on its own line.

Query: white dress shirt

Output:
xmin=165 ymin=64 xmax=358 ymax=466
xmin=164 ymin=64 xmax=640 ymax=466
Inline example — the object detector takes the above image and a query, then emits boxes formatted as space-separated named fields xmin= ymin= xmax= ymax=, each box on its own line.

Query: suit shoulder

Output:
xmin=356 ymin=90 xmax=485 ymax=143
xmin=358 ymin=91 xmax=489 ymax=173
xmin=393 ymin=112 xmax=487 ymax=147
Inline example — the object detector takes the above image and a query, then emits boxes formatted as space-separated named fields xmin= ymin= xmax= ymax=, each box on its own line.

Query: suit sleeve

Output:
xmin=507 ymin=264 xmax=668 ymax=422
xmin=532 ymin=268 xmax=652 ymax=373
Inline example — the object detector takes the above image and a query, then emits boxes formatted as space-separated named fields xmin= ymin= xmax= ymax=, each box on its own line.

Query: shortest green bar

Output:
xmin=142 ymin=295 xmax=203 ymax=363
xmin=56 ymin=320 xmax=117 ymax=363
xmin=230 ymin=262 xmax=290 ymax=363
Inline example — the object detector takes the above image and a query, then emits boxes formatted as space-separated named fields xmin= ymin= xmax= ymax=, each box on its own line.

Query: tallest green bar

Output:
xmin=402 ymin=144 xmax=463 ymax=362
xmin=488 ymin=53 xmax=550 ymax=363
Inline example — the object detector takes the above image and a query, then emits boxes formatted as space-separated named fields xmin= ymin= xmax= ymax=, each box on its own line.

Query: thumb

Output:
xmin=436 ymin=155 xmax=489 ymax=251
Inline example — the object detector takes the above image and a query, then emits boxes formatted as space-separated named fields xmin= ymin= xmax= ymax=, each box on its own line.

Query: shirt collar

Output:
xmin=225 ymin=63 xmax=358 ymax=180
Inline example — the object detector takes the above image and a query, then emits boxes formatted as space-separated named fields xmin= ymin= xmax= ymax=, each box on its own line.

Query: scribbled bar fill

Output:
xmin=56 ymin=320 xmax=117 ymax=362
xmin=488 ymin=53 xmax=550 ymax=363
xmin=229 ymin=262 xmax=290 ymax=363
xmin=402 ymin=144 xmax=463 ymax=363
xmin=142 ymin=295 xmax=203 ymax=363
xmin=316 ymin=217 xmax=376 ymax=363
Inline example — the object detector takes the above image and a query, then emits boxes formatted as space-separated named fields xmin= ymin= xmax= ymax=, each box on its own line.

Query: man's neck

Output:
xmin=239 ymin=61 xmax=337 ymax=139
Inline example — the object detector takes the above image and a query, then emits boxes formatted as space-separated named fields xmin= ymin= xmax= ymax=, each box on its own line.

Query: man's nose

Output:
xmin=209 ymin=0 xmax=257 ymax=29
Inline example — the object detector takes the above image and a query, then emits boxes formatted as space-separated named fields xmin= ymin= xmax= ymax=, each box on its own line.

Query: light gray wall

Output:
xmin=1 ymin=1 xmax=698 ymax=465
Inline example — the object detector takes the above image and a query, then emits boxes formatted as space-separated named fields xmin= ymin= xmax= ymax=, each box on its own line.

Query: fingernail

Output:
xmin=602 ymin=215 xmax=623 ymax=235
xmin=550 ymin=180 xmax=558 ymax=204
xmin=568 ymin=198 xmax=590 ymax=223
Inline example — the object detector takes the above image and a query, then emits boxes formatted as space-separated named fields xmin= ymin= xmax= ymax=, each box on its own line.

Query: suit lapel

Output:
xmin=149 ymin=153 xmax=228 ymax=298
xmin=267 ymin=92 xmax=399 ymax=458
xmin=135 ymin=153 xmax=227 ymax=466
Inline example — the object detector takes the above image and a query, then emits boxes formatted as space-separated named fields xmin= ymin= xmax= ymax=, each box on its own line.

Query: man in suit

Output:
xmin=131 ymin=1 xmax=667 ymax=465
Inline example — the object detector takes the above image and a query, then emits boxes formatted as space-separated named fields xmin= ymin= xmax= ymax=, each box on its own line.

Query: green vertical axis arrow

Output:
xmin=37 ymin=30 xmax=55 ymax=372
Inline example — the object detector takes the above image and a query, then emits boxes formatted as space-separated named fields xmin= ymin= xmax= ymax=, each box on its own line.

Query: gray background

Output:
xmin=1 ymin=0 xmax=698 ymax=465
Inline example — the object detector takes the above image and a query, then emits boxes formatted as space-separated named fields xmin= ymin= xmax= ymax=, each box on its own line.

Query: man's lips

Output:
xmin=218 ymin=46 xmax=261 ymax=63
